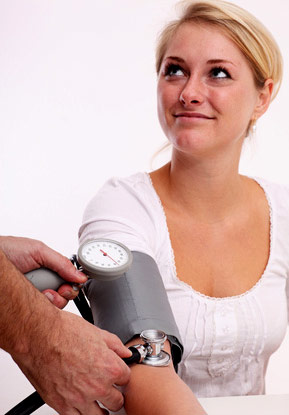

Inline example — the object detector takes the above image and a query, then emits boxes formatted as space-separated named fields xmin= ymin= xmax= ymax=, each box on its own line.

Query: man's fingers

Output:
xmin=97 ymin=385 xmax=125 ymax=413
xmin=113 ymin=362 xmax=131 ymax=387
xmin=96 ymin=407 xmax=109 ymax=415
xmin=102 ymin=330 xmax=132 ymax=358
xmin=76 ymin=401 xmax=109 ymax=415
xmin=57 ymin=283 xmax=80 ymax=300
xmin=43 ymin=282 xmax=79 ymax=308
xmin=106 ymin=350 xmax=131 ymax=387
xmin=97 ymin=408 xmax=109 ymax=415
xmin=87 ymin=402 xmax=109 ymax=415
xmin=37 ymin=243 xmax=87 ymax=284
xmin=43 ymin=289 xmax=69 ymax=309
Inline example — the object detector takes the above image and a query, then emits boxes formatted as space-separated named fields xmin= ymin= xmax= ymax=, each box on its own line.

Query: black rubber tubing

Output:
xmin=5 ymin=293 xmax=93 ymax=415
xmin=122 ymin=346 xmax=142 ymax=365
xmin=5 ymin=346 xmax=140 ymax=414
xmin=5 ymin=392 xmax=44 ymax=415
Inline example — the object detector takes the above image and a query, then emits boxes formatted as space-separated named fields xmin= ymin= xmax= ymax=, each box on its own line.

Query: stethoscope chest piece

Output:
xmin=140 ymin=329 xmax=170 ymax=367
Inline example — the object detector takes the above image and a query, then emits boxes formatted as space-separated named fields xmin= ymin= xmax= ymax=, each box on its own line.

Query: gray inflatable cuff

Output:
xmin=84 ymin=251 xmax=183 ymax=370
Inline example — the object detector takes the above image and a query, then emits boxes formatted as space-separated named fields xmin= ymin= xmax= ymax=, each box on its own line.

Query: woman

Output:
xmin=79 ymin=0 xmax=286 ymax=413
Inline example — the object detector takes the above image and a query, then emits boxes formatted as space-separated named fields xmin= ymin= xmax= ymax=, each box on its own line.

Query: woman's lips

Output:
xmin=174 ymin=112 xmax=214 ymax=119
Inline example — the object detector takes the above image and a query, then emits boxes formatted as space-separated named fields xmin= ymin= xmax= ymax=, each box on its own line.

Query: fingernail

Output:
xmin=44 ymin=292 xmax=54 ymax=302
xmin=72 ymin=285 xmax=80 ymax=291
xmin=62 ymin=291 xmax=73 ymax=298
xmin=77 ymin=271 xmax=87 ymax=281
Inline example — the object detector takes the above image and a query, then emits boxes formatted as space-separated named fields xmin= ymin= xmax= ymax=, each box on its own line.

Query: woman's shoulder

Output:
xmin=82 ymin=171 xmax=160 ymax=222
xmin=100 ymin=171 xmax=152 ymax=193
xmin=254 ymin=176 xmax=289 ymax=190
xmin=254 ymin=176 xmax=289 ymax=199
xmin=253 ymin=176 xmax=289 ymax=215
xmin=90 ymin=172 xmax=155 ymax=206
xmin=79 ymin=172 xmax=165 ymax=255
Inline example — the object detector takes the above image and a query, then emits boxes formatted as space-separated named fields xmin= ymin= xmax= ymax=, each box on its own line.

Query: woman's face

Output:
xmin=157 ymin=23 xmax=267 ymax=158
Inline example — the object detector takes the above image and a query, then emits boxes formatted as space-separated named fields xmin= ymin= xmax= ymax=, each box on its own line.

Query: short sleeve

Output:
xmin=257 ymin=178 xmax=289 ymax=324
xmin=286 ymin=277 xmax=289 ymax=323
xmin=78 ymin=174 xmax=158 ymax=259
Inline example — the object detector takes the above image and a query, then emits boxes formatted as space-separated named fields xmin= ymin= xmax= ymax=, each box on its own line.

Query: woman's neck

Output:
xmin=151 ymin=149 xmax=250 ymax=224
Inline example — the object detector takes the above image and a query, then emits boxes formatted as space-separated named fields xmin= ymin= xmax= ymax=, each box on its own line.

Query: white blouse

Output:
xmin=79 ymin=172 xmax=289 ymax=398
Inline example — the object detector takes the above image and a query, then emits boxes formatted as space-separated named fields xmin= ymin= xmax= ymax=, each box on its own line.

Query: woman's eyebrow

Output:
xmin=207 ymin=58 xmax=236 ymax=67
xmin=165 ymin=57 xmax=237 ymax=67
xmin=164 ymin=56 xmax=185 ymax=63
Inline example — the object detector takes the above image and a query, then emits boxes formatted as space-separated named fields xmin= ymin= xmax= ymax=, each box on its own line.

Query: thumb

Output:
xmin=102 ymin=330 xmax=132 ymax=358
xmin=39 ymin=245 xmax=87 ymax=284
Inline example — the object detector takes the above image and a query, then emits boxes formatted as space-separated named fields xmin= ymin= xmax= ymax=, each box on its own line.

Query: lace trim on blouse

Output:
xmin=146 ymin=172 xmax=273 ymax=302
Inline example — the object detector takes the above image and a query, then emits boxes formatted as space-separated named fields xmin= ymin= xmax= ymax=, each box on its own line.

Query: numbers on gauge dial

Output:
xmin=81 ymin=241 xmax=128 ymax=269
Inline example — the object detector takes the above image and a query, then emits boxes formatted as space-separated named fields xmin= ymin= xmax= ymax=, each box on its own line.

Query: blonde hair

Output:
xmin=156 ymin=0 xmax=283 ymax=101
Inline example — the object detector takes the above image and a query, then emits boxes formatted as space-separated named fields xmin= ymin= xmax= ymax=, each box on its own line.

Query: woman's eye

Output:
xmin=164 ymin=64 xmax=185 ymax=77
xmin=210 ymin=67 xmax=230 ymax=79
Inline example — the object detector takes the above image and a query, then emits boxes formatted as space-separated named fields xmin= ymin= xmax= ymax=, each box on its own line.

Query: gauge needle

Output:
xmin=100 ymin=249 xmax=118 ymax=265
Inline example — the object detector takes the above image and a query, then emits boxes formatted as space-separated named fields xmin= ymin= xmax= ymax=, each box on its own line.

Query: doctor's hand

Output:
xmin=13 ymin=309 xmax=131 ymax=415
xmin=0 ymin=248 xmax=131 ymax=414
xmin=0 ymin=235 xmax=87 ymax=308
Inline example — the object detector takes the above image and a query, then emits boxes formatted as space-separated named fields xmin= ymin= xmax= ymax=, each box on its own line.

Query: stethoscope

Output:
xmin=6 ymin=239 xmax=170 ymax=415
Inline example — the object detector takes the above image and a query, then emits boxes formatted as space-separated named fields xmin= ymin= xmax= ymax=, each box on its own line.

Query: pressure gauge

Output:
xmin=77 ymin=239 xmax=133 ymax=281
xmin=25 ymin=238 xmax=133 ymax=291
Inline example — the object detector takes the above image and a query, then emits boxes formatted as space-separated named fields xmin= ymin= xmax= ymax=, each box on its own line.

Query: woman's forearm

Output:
xmin=123 ymin=364 xmax=206 ymax=415
xmin=123 ymin=339 xmax=206 ymax=415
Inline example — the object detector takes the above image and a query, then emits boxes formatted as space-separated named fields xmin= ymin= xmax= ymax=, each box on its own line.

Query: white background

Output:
xmin=0 ymin=0 xmax=288 ymax=412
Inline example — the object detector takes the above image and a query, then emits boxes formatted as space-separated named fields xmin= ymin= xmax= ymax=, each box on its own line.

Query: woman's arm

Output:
xmin=79 ymin=177 xmax=206 ymax=413
xmin=122 ymin=339 xmax=206 ymax=415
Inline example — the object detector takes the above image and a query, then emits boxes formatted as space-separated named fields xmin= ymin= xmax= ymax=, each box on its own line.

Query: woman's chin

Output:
xmin=170 ymin=134 xmax=215 ymax=156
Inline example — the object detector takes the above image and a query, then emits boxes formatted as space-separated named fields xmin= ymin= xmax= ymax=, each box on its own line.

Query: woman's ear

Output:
xmin=253 ymin=78 xmax=274 ymax=120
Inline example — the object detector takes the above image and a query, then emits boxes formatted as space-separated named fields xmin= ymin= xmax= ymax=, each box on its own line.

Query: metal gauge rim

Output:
xmin=77 ymin=238 xmax=133 ymax=280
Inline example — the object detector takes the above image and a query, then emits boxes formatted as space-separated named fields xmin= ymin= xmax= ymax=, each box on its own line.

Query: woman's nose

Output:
xmin=179 ymin=77 xmax=205 ymax=106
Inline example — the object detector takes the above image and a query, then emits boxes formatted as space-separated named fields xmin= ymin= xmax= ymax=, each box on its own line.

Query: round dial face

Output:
xmin=77 ymin=239 xmax=132 ymax=280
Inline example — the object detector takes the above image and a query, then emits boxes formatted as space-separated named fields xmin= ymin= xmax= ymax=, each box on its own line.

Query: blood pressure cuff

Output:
xmin=84 ymin=251 xmax=183 ymax=370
